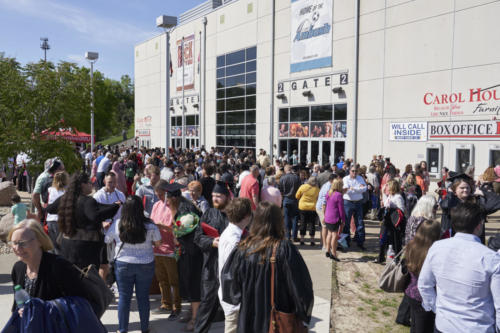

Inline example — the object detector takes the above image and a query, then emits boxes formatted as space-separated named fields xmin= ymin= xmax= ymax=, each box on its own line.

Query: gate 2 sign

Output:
xmin=389 ymin=122 xmax=427 ymax=141
xmin=428 ymin=120 xmax=500 ymax=140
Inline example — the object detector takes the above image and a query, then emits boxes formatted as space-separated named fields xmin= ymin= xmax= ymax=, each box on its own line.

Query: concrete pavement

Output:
xmin=0 ymin=244 xmax=331 ymax=332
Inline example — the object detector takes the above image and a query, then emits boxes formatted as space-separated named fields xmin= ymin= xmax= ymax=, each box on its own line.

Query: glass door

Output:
xmin=299 ymin=140 xmax=308 ymax=164
xmin=311 ymin=141 xmax=319 ymax=164
xmin=321 ymin=141 xmax=331 ymax=166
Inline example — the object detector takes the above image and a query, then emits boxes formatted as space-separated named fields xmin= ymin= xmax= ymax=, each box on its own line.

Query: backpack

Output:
xmin=125 ymin=166 xmax=135 ymax=179
xmin=41 ymin=175 xmax=54 ymax=203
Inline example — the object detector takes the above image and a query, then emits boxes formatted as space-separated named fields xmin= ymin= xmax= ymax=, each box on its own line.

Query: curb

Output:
xmin=330 ymin=260 xmax=338 ymax=333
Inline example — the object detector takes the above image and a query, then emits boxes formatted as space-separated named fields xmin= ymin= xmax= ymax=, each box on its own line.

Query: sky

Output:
xmin=0 ymin=0 xmax=205 ymax=80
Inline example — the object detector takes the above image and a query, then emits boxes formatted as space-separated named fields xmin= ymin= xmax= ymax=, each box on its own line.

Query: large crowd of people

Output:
xmin=3 ymin=145 xmax=500 ymax=332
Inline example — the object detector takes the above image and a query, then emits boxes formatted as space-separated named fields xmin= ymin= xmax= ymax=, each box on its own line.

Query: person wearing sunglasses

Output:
xmin=342 ymin=166 xmax=368 ymax=251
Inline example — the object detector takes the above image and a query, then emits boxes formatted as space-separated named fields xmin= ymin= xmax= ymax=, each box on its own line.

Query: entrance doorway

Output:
xmin=295 ymin=140 xmax=335 ymax=165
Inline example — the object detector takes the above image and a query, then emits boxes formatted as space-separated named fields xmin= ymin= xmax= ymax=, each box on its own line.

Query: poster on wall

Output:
xmin=176 ymin=34 xmax=195 ymax=91
xmin=389 ymin=122 xmax=427 ymax=141
xmin=290 ymin=0 xmax=333 ymax=73
xmin=333 ymin=121 xmax=346 ymax=138
xmin=310 ymin=122 xmax=333 ymax=137
xmin=428 ymin=120 xmax=500 ymax=140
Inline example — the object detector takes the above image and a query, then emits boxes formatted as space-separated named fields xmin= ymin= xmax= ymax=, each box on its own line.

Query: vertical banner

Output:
xmin=176 ymin=34 xmax=195 ymax=91
xmin=290 ymin=0 xmax=333 ymax=73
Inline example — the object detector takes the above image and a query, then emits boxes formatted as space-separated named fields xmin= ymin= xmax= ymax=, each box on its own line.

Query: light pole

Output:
xmin=85 ymin=51 xmax=98 ymax=159
xmin=156 ymin=15 xmax=177 ymax=158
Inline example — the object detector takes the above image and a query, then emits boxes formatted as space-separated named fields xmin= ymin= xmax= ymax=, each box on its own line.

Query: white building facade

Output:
xmin=135 ymin=0 xmax=500 ymax=178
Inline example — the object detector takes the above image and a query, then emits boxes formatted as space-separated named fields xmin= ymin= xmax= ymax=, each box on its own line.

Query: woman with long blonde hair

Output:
xmin=323 ymin=178 xmax=345 ymax=261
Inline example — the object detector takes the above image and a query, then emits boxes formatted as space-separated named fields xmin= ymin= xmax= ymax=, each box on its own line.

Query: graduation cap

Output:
xmin=213 ymin=181 xmax=230 ymax=196
xmin=447 ymin=172 xmax=473 ymax=183
xmin=165 ymin=182 xmax=186 ymax=197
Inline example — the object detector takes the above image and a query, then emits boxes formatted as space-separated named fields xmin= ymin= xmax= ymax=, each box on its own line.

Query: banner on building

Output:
xmin=176 ymin=34 xmax=195 ymax=91
xmin=290 ymin=0 xmax=332 ymax=73
xmin=389 ymin=122 xmax=427 ymax=141
xmin=428 ymin=120 xmax=500 ymax=140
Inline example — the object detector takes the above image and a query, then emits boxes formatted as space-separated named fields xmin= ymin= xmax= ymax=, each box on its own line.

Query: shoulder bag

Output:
xmin=108 ymin=241 xmax=125 ymax=286
xmin=378 ymin=249 xmax=409 ymax=293
xmin=73 ymin=264 xmax=114 ymax=318
xmin=268 ymin=242 xmax=308 ymax=333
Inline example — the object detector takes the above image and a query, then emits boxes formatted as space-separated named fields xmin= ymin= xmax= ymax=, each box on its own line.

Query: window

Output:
xmin=215 ymin=46 xmax=257 ymax=149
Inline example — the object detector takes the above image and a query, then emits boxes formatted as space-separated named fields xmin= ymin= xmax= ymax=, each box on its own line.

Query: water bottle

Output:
xmin=386 ymin=245 xmax=395 ymax=262
xmin=14 ymin=285 xmax=30 ymax=307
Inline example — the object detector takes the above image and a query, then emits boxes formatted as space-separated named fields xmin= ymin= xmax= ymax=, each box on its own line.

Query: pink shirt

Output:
xmin=240 ymin=174 xmax=259 ymax=210
xmin=261 ymin=185 xmax=282 ymax=207
xmin=150 ymin=200 xmax=175 ymax=256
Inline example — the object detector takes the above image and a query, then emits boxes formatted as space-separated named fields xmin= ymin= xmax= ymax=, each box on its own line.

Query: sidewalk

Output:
xmin=0 ymin=245 xmax=331 ymax=332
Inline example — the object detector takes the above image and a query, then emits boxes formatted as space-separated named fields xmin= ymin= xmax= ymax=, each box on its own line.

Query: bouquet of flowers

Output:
xmin=173 ymin=212 xmax=200 ymax=238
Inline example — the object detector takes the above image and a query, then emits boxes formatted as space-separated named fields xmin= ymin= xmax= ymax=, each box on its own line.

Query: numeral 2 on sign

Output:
xmin=340 ymin=74 xmax=348 ymax=85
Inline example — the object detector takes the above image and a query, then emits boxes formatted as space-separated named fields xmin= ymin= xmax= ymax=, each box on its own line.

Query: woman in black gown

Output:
xmin=46 ymin=172 xmax=120 ymax=269
xmin=165 ymin=182 xmax=202 ymax=331
xmin=221 ymin=201 xmax=314 ymax=333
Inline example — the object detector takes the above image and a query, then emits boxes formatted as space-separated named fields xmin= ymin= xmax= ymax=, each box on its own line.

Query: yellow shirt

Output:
xmin=295 ymin=184 xmax=320 ymax=211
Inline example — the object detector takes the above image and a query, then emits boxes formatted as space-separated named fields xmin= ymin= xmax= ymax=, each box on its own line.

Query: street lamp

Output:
xmin=85 ymin=51 xmax=98 ymax=160
xmin=156 ymin=15 xmax=177 ymax=158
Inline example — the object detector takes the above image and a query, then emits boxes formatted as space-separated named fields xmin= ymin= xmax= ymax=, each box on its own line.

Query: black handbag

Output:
xmin=73 ymin=264 xmax=114 ymax=318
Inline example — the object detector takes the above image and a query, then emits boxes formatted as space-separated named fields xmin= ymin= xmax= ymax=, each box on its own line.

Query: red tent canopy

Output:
xmin=41 ymin=127 xmax=93 ymax=143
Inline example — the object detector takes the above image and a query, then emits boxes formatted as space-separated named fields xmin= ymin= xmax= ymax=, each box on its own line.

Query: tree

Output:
xmin=0 ymin=57 xmax=135 ymax=175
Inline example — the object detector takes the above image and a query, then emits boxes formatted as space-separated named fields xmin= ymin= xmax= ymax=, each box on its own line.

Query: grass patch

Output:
xmin=381 ymin=310 xmax=391 ymax=317
xmin=97 ymin=127 xmax=134 ymax=146
xmin=360 ymin=297 xmax=374 ymax=305
xmin=354 ymin=271 xmax=362 ymax=278
xmin=379 ymin=299 xmax=398 ymax=308
xmin=374 ymin=289 xmax=383 ymax=293
xmin=367 ymin=312 xmax=376 ymax=320
xmin=371 ymin=305 xmax=378 ymax=312
xmin=357 ymin=306 xmax=364 ymax=311
xmin=362 ymin=282 xmax=371 ymax=289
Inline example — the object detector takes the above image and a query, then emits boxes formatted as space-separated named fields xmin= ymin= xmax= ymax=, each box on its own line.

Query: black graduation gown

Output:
xmin=175 ymin=198 xmax=203 ymax=302
xmin=221 ymin=240 xmax=314 ymax=333
xmin=193 ymin=208 xmax=230 ymax=332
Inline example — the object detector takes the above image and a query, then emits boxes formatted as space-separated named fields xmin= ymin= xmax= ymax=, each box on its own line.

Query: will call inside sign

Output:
xmin=428 ymin=120 xmax=500 ymax=139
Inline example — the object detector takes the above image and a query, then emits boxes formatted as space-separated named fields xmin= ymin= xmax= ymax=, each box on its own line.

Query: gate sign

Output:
xmin=389 ymin=122 xmax=427 ymax=141
xmin=428 ymin=120 xmax=500 ymax=140
xmin=290 ymin=0 xmax=332 ymax=73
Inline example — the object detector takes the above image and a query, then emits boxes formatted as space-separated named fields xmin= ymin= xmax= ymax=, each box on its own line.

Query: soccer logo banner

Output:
xmin=290 ymin=0 xmax=333 ymax=73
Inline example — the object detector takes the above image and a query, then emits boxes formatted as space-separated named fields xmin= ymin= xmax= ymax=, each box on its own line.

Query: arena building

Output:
xmin=135 ymin=0 xmax=500 ymax=178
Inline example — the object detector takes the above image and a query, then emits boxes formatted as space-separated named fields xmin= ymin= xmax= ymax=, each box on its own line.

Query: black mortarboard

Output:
xmin=447 ymin=172 xmax=473 ymax=183
xmin=221 ymin=173 xmax=234 ymax=185
xmin=213 ymin=181 xmax=230 ymax=196
xmin=165 ymin=182 xmax=186 ymax=197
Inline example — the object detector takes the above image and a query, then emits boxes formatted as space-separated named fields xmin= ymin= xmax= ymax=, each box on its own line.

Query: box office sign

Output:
xmin=428 ymin=120 xmax=500 ymax=140
xmin=389 ymin=122 xmax=427 ymax=141
xmin=290 ymin=0 xmax=332 ymax=73
xmin=176 ymin=35 xmax=195 ymax=91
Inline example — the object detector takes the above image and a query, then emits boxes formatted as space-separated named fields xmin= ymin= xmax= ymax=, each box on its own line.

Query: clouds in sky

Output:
xmin=0 ymin=0 xmax=153 ymax=46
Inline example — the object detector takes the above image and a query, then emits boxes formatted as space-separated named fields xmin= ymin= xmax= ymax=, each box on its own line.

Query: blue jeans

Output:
xmin=343 ymin=200 xmax=365 ymax=246
xmin=283 ymin=197 xmax=299 ymax=240
xmin=115 ymin=260 xmax=155 ymax=333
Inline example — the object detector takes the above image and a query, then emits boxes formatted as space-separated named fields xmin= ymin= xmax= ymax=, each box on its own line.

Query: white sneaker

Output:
xmin=321 ymin=247 xmax=326 ymax=252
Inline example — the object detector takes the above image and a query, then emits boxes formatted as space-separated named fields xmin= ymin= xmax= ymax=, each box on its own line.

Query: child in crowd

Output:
xmin=11 ymin=194 xmax=28 ymax=225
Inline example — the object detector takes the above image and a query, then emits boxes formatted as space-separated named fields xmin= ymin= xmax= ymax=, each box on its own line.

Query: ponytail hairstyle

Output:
xmin=58 ymin=172 xmax=89 ymax=237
